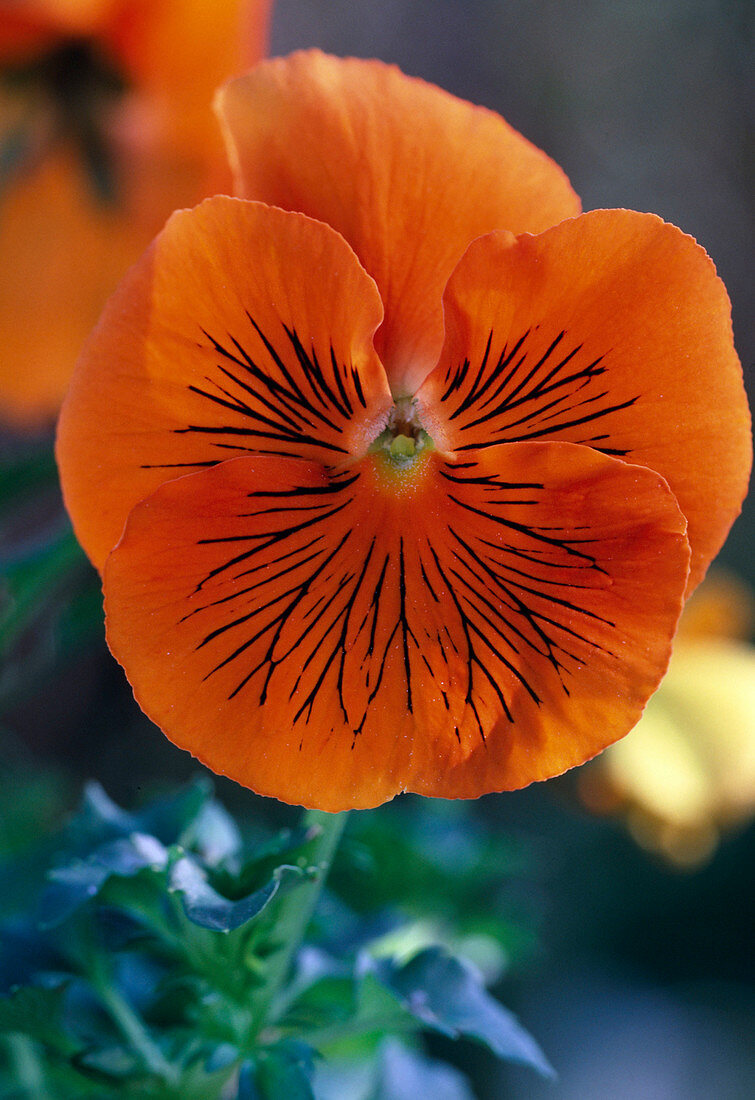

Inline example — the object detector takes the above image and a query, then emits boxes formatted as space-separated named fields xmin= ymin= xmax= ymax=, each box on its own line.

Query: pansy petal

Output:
xmin=107 ymin=0 xmax=272 ymax=155
xmin=217 ymin=51 xmax=580 ymax=396
xmin=0 ymin=146 xmax=148 ymax=427
xmin=417 ymin=210 xmax=752 ymax=592
xmin=57 ymin=196 xmax=392 ymax=572
xmin=0 ymin=0 xmax=115 ymax=60
xmin=0 ymin=120 xmax=221 ymax=428
xmin=103 ymin=442 xmax=688 ymax=811
xmin=407 ymin=444 xmax=689 ymax=799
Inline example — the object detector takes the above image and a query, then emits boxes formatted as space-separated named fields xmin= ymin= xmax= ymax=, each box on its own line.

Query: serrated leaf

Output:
xmin=170 ymin=856 xmax=303 ymax=932
xmin=372 ymin=1039 xmax=475 ymax=1100
xmin=0 ymin=982 xmax=80 ymax=1057
xmin=371 ymin=948 xmax=554 ymax=1078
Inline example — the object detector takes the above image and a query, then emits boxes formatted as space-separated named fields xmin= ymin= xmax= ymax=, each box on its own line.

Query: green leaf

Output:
xmin=188 ymin=800 xmax=242 ymax=867
xmin=0 ymin=526 xmax=85 ymax=657
xmin=74 ymin=1044 xmax=139 ymax=1078
xmin=371 ymin=948 xmax=554 ymax=1078
xmin=252 ymin=1041 xmax=317 ymax=1100
xmin=40 ymin=832 xmax=169 ymax=927
xmin=0 ymin=982 xmax=80 ymax=1058
xmin=372 ymin=1039 xmax=475 ymax=1100
xmin=66 ymin=782 xmax=138 ymax=851
xmin=0 ymin=920 xmax=66 ymax=992
xmin=328 ymin=801 xmax=534 ymax=970
xmin=237 ymin=1061 xmax=263 ymax=1099
xmin=283 ymin=966 xmax=419 ymax=1055
xmin=132 ymin=780 xmax=212 ymax=847
xmin=169 ymin=856 xmax=303 ymax=932
xmin=65 ymin=780 xmax=210 ymax=857
xmin=204 ymin=1041 xmax=239 ymax=1072
xmin=213 ymin=825 xmax=314 ymax=902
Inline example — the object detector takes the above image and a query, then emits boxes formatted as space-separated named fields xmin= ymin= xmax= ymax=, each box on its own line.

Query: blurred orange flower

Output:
xmin=57 ymin=53 xmax=751 ymax=811
xmin=0 ymin=0 xmax=273 ymax=426
xmin=580 ymin=571 xmax=755 ymax=866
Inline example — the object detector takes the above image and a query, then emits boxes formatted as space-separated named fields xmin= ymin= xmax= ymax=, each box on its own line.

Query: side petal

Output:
xmin=103 ymin=443 xmax=689 ymax=811
xmin=217 ymin=50 xmax=580 ymax=396
xmin=417 ymin=210 xmax=752 ymax=592
xmin=56 ymin=196 xmax=392 ymax=572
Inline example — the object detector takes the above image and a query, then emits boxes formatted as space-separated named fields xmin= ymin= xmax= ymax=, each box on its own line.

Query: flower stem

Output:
xmin=250 ymin=808 xmax=348 ymax=1036
xmin=5 ymin=1035 xmax=51 ymax=1100
xmin=92 ymin=972 xmax=179 ymax=1084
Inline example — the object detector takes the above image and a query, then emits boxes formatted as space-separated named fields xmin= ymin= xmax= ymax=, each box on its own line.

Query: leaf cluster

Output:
xmin=0 ymin=778 xmax=552 ymax=1098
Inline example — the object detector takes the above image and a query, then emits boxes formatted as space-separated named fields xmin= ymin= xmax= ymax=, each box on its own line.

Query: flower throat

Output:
xmin=369 ymin=396 xmax=434 ymax=468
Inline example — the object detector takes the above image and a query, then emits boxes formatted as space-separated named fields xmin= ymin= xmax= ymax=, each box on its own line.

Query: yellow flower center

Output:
xmin=367 ymin=397 xmax=435 ymax=492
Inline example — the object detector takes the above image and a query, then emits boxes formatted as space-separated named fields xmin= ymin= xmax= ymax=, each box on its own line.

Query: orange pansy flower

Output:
xmin=57 ymin=52 xmax=752 ymax=811
xmin=0 ymin=0 xmax=273 ymax=426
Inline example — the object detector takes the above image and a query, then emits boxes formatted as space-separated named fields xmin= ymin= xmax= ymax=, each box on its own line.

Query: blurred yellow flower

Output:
xmin=580 ymin=571 xmax=755 ymax=866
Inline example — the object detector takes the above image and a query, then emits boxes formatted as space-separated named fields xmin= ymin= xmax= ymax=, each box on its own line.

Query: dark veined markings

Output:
xmin=141 ymin=314 xmax=369 ymax=470
xmin=439 ymin=327 xmax=638 ymax=455
xmin=182 ymin=461 xmax=617 ymax=746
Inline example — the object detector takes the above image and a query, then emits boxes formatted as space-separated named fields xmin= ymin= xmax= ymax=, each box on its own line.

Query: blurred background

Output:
xmin=1 ymin=1 xmax=753 ymax=1097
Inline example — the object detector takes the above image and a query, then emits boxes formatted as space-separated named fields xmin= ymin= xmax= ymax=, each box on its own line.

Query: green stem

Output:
xmin=250 ymin=808 xmax=348 ymax=1036
xmin=91 ymin=972 xmax=179 ymax=1085
xmin=5 ymin=1035 xmax=51 ymax=1100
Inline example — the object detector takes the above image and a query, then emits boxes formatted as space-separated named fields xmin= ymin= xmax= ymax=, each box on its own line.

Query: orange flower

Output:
xmin=0 ymin=0 xmax=273 ymax=426
xmin=57 ymin=52 xmax=752 ymax=811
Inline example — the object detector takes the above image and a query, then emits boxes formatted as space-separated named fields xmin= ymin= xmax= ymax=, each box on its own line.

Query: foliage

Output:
xmin=0 ymin=776 xmax=552 ymax=1098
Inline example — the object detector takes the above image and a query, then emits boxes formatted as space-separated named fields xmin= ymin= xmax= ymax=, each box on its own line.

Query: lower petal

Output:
xmin=104 ymin=443 xmax=690 ymax=810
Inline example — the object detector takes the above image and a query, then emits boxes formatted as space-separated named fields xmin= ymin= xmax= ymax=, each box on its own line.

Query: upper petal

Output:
xmin=56 ymin=196 xmax=392 ymax=571
xmin=417 ymin=210 xmax=752 ymax=592
xmin=217 ymin=50 xmax=580 ymax=396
